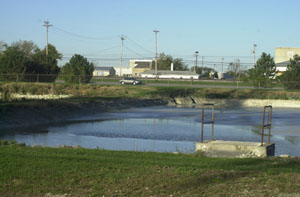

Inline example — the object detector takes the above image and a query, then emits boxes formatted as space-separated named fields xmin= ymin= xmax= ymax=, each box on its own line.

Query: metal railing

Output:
xmin=201 ymin=103 xmax=215 ymax=143
xmin=261 ymin=105 xmax=273 ymax=146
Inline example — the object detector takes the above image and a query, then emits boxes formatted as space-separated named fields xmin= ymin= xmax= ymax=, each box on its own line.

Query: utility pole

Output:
xmin=194 ymin=51 xmax=199 ymax=72
xmin=237 ymin=59 xmax=240 ymax=88
xmin=43 ymin=21 xmax=52 ymax=56
xmin=120 ymin=35 xmax=126 ymax=77
xmin=252 ymin=44 xmax=257 ymax=67
xmin=153 ymin=29 xmax=159 ymax=79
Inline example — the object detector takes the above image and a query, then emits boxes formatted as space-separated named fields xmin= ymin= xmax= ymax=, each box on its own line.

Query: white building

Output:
xmin=141 ymin=70 xmax=199 ymax=79
xmin=114 ymin=67 xmax=133 ymax=77
xmin=93 ymin=67 xmax=116 ymax=77
xmin=275 ymin=47 xmax=300 ymax=75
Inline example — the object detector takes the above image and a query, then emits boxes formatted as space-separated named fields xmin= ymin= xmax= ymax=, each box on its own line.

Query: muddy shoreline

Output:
xmin=0 ymin=98 xmax=167 ymax=131
xmin=2 ymin=95 xmax=300 ymax=131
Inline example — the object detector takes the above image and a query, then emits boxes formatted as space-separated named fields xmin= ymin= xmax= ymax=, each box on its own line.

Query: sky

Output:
xmin=1 ymin=0 xmax=300 ymax=71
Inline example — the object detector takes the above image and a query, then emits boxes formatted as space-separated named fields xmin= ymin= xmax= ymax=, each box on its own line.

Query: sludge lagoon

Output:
xmin=1 ymin=106 xmax=300 ymax=156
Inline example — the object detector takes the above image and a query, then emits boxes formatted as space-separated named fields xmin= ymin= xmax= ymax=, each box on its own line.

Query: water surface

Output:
xmin=1 ymin=106 xmax=300 ymax=156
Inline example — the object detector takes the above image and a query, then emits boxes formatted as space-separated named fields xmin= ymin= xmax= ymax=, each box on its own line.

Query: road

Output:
xmin=91 ymin=81 xmax=283 ymax=90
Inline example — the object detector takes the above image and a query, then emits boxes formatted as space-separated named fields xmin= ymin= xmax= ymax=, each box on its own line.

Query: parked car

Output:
xmin=119 ymin=77 xmax=142 ymax=85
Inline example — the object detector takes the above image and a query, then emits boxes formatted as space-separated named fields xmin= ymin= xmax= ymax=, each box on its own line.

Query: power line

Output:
xmin=124 ymin=46 xmax=148 ymax=58
xmin=52 ymin=26 xmax=118 ymax=41
xmin=126 ymin=37 xmax=154 ymax=54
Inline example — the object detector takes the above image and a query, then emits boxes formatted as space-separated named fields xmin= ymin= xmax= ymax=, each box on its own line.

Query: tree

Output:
xmin=155 ymin=53 xmax=188 ymax=71
xmin=248 ymin=53 xmax=277 ymax=87
xmin=61 ymin=54 xmax=94 ymax=83
xmin=173 ymin=57 xmax=188 ymax=71
xmin=280 ymin=55 xmax=300 ymax=90
xmin=11 ymin=40 xmax=38 ymax=59
xmin=28 ymin=44 xmax=61 ymax=82
xmin=0 ymin=41 xmax=6 ymax=54
xmin=190 ymin=66 xmax=215 ymax=77
xmin=227 ymin=60 xmax=241 ymax=79
xmin=0 ymin=41 xmax=62 ymax=82
xmin=0 ymin=46 xmax=28 ymax=76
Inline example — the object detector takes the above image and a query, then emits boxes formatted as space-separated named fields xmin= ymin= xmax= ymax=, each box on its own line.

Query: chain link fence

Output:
xmin=0 ymin=74 xmax=291 ymax=89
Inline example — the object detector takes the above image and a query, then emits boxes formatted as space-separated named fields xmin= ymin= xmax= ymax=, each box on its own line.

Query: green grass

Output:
xmin=1 ymin=82 xmax=300 ymax=103
xmin=0 ymin=143 xmax=300 ymax=196
xmin=91 ymin=77 xmax=286 ymax=88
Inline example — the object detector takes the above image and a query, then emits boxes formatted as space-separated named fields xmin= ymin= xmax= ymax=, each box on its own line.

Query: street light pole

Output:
xmin=194 ymin=51 xmax=199 ymax=72
xmin=252 ymin=44 xmax=257 ymax=67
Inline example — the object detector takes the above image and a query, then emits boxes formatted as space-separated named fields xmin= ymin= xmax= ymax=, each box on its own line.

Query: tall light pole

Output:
xmin=252 ymin=44 xmax=257 ymax=67
xmin=153 ymin=29 xmax=159 ymax=78
xmin=120 ymin=35 xmax=126 ymax=77
xmin=194 ymin=51 xmax=199 ymax=72
xmin=43 ymin=20 xmax=52 ymax=56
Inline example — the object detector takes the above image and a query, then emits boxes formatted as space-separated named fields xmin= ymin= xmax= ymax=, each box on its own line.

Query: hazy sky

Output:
xmin=1 ymin=0 xmax=300 ymax=70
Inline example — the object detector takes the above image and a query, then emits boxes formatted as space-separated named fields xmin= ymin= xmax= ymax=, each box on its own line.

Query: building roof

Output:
xmin=134 ymin=62 xmax=152 ymax=68
xmin=275 ymin=61 xmax=290 ymax=67
xmin=94 ymin=66 xmax=115 ymax=71
xmin=130 ymin=59 xmax=152 ymax=62
xmin=141 ymin=70 xmax=199 ymax=76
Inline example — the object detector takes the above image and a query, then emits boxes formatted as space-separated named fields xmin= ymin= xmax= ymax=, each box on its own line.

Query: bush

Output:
xmin=60 ymin=54 xmax=94 ymax=84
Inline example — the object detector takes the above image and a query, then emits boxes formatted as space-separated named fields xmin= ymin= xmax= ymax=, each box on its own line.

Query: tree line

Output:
xmin=0 ymin=40 xmax=300 ymax=90
xmin=0 ymin=40 xmax=94 ymax=83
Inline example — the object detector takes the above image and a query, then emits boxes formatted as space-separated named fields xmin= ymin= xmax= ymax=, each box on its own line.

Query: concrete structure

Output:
xmin=275 ymin=47 xmax=300 ymax=75
xmin=141 ymin=70 xmax=199 ymax=79
xmin=195 ymin=140 xmax=275 ymax=158
xmin=130 ymin=60 xmax=153 ymax=77
xmin=114 ymin=67 xmax=132 ymax=77
xmin=93 ymin=67 xmax=116 ymax=76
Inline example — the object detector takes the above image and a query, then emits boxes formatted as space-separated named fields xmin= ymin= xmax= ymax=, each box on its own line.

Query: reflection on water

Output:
xmin=1 ymin=106 xmax=300 ymax=156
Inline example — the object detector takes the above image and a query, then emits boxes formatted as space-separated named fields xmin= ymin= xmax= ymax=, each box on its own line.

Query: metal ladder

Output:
xmin=261 ymin=105 xmax=272 ymax=146
xmin=201 ymin=103 xmax=215 ymax=143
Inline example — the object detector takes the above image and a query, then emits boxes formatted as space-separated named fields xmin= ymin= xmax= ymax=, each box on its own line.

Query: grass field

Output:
xmin=0 ymin=142 xmax=300 ymax=196
xmin=0 ymin=82 xmax=299 ymax=102
xmin=1 ymin=83 xmax=300 ymax=196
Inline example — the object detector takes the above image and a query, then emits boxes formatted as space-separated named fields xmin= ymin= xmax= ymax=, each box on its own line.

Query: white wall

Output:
xmin=141 ymin=74 xmax=199 ymax=79
xmin=115 ymin=67 xmax=132 ymax=76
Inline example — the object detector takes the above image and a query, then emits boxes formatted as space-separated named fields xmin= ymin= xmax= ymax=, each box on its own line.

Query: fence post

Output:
xmin=37 ymin=74 xmax=39 ymax=83
xmin=16 ymin=74 xmax=18 ymax=82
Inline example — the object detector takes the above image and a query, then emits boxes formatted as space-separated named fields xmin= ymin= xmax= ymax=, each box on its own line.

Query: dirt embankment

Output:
xmin=168 ymin=96 xmax=300 ymax=108
xmin=0 ymin=98 xmax=167 ymax=130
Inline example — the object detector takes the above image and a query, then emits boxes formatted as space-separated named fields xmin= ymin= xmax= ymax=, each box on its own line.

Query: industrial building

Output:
xmin=93 ymin=67 xmax=116 ymax=77
xmin=130 ymin=60 xmax=153 ymax=77
xmin=275 ymin=47 xmax=300 ymax=75
xmin=140 ymin=70 xmax=199 ymax=79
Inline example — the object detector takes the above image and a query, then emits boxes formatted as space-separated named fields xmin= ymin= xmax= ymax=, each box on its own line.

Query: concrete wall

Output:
xmin=114 ymin=67 xmax=132 ymax=76
xmin=132 ymin=68 xmax=151 ymax=76
xmin=93 ymin=70 xmax=110 ymax=76
xmin=140 ymin=74 xmax=199 ymax=79
xmin=170 ymin=97 xmax=300 ymax=108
